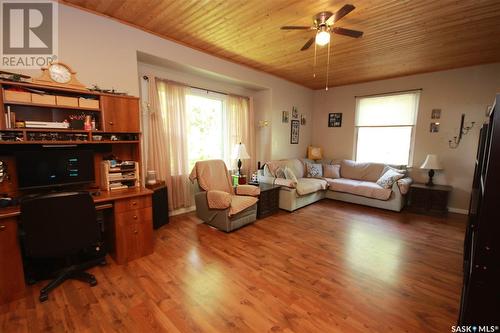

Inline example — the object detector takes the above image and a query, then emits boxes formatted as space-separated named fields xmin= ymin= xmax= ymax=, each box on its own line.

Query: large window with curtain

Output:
xmin=355 ymin=91 xmax=420 ymax=165
xmin=186 ymin=90 xmax=227 ymax=170
xmin=146 ymin=77 xmax=255 ymax=211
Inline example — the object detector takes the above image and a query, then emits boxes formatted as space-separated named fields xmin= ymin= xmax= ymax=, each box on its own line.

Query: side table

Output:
xmin=407 ymin=183 xmax=452 ymax=216
xmin=254 ymin=183 xmax=280 ymax=219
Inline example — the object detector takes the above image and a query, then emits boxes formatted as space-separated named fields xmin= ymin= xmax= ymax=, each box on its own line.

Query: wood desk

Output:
xmin=0 ymin=187 xmax=154 ymax=305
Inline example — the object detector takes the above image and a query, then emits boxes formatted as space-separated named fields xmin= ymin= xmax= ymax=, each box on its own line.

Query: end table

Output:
xmin=407 ymin=183 xmax=452 ymax=216
xmin=254 ymin=183 xmax=280 ymax=219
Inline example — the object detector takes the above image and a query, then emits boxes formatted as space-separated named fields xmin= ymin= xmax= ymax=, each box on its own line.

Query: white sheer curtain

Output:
xmin=225 ymin=95 xmax=256 ymax=176
xmin=147 ymin=78 xmax=193 ymax=211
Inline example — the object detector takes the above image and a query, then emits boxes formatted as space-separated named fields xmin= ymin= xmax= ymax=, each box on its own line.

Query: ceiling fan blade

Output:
xmin=326 ymin=4 xmax=355 ymax=25
xmin=300 ymin=37 xmax=315 ymax=51
xmin=333 ymin=27 xmax=363 ymax=38
xmin=281 ymin=26 xmax=313 ymax=30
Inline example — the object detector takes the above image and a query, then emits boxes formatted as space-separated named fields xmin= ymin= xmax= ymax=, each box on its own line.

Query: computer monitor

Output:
xmin=15 ymin=148 xmax=95 ymax=190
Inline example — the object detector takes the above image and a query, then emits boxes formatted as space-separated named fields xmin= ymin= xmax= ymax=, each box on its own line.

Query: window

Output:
xmin=186 ymin=90 xmax=227 ymax=171
xmin=355 ymin=91 xmax=420 ymax=165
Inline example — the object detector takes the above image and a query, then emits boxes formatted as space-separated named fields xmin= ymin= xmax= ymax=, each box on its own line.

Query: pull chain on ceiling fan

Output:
xmin=281 ymin=4 xmax=363 ymax=90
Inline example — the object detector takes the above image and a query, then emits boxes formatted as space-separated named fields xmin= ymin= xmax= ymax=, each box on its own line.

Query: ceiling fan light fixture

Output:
xmin=315 ymin=30 xmax=330 ymax=46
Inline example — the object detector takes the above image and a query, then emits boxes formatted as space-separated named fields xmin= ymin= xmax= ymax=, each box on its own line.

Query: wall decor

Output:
xmin=431 ymin=109 xmax=441 ymax=119
xmin=300 ymin=114 xmax=306 ymax=125
xmin=328 ymin=113 xmax=342 ymax=127
xmin=292 ymin=106 xmax=299 ymax=119
xmin=449 ymin=113 xmax=475 ymax=149
xmin=290 ymin=120 xmax=300 ymax=144
xmin=430 ymin=122 xmax=440 ymax=133
xmin=281 ymin=110 xmax=289 ymax=123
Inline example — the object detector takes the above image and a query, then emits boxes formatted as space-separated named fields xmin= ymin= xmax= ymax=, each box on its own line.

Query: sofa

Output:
xmin=257 ymin=158 xmax=412 ymax=212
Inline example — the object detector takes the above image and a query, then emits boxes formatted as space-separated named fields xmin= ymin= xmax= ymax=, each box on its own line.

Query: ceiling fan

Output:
xmin=280 ymin=4 xmax=363 ymax=90
xmin=281 ymin=4 xmax=363 ymax=51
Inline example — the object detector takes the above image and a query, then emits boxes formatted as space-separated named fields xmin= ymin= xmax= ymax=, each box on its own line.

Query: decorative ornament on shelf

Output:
xmin=32 ymin=62 xmax=86 ymax=90
xmin=448 ymin=113 xmax=475 ymax=149
xmin=420 ymin=154 xmax=443 ymax=186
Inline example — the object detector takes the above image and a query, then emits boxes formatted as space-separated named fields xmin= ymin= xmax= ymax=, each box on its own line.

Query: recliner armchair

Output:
xmin=189 ymin=160 xmax=260 ymax=232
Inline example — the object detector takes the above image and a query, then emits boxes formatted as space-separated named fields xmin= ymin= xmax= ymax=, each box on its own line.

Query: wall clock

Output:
xmin=32 ymin=62 xmax=86 ymax=90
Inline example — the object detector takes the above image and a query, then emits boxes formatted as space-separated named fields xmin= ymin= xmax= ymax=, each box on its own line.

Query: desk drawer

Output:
xmin=0 ymin=219 xmax=25 ymax=304
xmin=115 ymin=196 xmax=151 ymax=213
xmin=113 ymin=209 xmax=153 ymax=264
xmin=115 ymin=207 xmax=152 ymax=226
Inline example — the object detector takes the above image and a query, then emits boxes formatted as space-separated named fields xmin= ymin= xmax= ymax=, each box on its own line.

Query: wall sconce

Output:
xmin=258 ymin=120 xmax=270 ymax=128
xmin=449 ymin=113 xmax=475 ymax=149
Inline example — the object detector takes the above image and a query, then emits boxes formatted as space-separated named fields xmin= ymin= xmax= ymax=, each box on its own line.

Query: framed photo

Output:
xmin=328 ymin=113 xmax=342 ymax=127
xmin=430 ymin=122 xmax=440 ymax=133
xmin=292 ymin=106 xmax=299 ymax=119
xmin=300 ymin=114 xmax=306 ymax=125
xmin=431 ymin=109 xmax=441 ymax=119
xmin=290 ymin=120 xmax=300 ymax=144
xmin=282 ymin=110 xmax=289 ymax=123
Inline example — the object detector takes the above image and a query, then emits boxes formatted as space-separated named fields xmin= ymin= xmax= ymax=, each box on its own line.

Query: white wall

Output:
xmin=20 ymin=4 xmax=314 ymax=161
xmin=312 ymin=63 xmax=500 ymax=212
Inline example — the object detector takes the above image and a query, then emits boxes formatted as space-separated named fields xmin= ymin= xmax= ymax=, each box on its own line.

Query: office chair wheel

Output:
xmin=39 ymin=293 xmax=49 ymax=302
xmin=89 ymin=275 xmax=98 ymax=287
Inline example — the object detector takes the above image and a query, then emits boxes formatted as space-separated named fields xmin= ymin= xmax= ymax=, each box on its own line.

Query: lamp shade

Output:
xmin=232 ymin=142 xmax=250 ymax=160
xmin=420 ymin=154 xmax=442 ymax=170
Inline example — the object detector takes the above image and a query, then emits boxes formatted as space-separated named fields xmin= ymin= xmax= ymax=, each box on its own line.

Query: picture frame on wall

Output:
xmin=328 ymin=113 xmax=342 ymax=127
xmin=431 ymin=109 xmax=441 ymax=119
xmin=430 ymin=122 xmax=440 ymax=133
xmin=282 ymin=110 xmax=289 ymax=123
xmin=290 ymin=120 xmax=300 ymax=144
xmin=292 ymin=106 xmax=299 ymax=119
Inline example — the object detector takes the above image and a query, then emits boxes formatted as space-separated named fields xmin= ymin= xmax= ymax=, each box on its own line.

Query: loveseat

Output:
xmin=257 ymin=158 xmax=412 ymax=212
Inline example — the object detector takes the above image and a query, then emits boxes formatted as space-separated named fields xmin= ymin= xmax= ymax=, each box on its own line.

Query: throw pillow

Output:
xmin=382 ymin=165 xmax=407 ymax=177
xmin=376 ymin=169 xmax=404 ymax=189
xmin=323 ymin=164 xmax=340 ymax=179
xmin=275 ymin=167 xmax=286 ymax=179
xmin=284 ymin=167 xmax=298 ymax=183
xmin=306 ymin=163 xmax=323 ymax=178
xmin=263 ymin=164 xmax=274 ymax=177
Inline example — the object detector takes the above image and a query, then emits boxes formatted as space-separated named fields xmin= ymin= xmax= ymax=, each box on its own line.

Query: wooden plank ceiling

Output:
xmin=61 ymin=0 xmax=500 ymax=89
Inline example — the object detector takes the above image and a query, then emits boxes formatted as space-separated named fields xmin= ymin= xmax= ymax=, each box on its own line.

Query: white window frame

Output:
xmin=353 ymin=90 xmax=420 ymax=166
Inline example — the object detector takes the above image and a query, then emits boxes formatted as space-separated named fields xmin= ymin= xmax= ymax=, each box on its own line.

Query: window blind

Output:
xmin=355 ymin=91 xmax=420 ymax=127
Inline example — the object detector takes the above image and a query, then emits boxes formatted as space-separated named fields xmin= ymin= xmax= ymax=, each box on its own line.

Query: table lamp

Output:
xmin=420 ymin=154 xmax=442 ymax=186
xmin=232 ymin=142 xmax=250 ymax=176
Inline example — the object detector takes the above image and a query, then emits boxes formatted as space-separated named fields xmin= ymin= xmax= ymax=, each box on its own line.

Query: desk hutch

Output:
xmin=0 ymin=79 xmax=154 ymax=305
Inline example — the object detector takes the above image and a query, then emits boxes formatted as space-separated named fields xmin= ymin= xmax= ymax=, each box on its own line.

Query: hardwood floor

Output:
xmin=0 ymin=200 xmax=466 ymax=333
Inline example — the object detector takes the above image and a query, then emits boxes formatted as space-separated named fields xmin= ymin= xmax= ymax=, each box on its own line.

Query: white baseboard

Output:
xmin=448 ymin=207 xmax=469 ymax=215
xmin=169 ymin=206 xmax=195 ymax=216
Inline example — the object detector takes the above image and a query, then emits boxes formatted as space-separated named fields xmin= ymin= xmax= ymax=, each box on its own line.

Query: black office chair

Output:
xmin=20 ymin=191 xmax=105 ymax=302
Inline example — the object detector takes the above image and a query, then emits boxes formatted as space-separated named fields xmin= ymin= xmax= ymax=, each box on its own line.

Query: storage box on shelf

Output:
xmin=79 ymin=97 xmax=99 ymax=109
xmin=4 ymin=90 xmax=31 ymax=103
xmin=31 ymin=93 xmax=55 ymax=105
